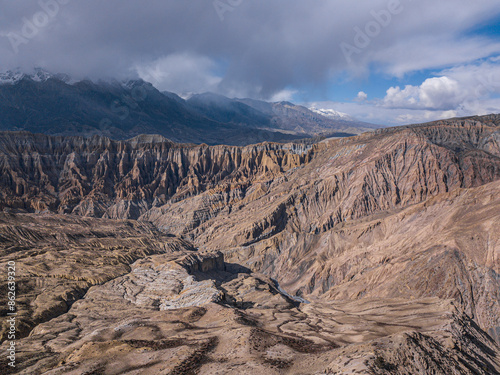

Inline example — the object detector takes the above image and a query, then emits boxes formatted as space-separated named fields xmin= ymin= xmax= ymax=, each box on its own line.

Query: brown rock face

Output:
xmin=142 ymin=116 xmax=500 ymax=337
xmin=1 ymin=114 xmax=500 ymax=374
xmin=0 ymin=132 xmax=312 ymax=218
xmin=0 ymin=213 xmax=195 ymax=343
xmin=1 ymin=213 xmax=499 ymax=374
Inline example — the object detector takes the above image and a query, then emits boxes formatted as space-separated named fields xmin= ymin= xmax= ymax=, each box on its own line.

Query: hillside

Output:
xmin=0 ymin=114 xmax=499 ymax=374
xmin=0 ymin=73 xmax=375 ymax=146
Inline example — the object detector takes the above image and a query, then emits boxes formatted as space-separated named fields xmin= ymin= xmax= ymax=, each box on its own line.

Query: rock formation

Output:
xmin=1 ymin=114 xmax=499 ymax=373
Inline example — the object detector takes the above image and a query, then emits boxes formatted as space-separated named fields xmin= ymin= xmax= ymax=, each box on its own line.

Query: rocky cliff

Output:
xmin=0 ymin=132 xmax=313 ymax=218
xmin=1 ymin=114 xmax=500 ymax=374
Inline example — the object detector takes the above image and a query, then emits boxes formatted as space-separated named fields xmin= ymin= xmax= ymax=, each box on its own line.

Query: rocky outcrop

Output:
xmin=2 ymin=115 xmax=497 ymax=225
xmin=91 ymin=255 xmax=225 ymax=311
xmin=0 ymin=132 xmax=313 ymax=218
xmin=176 ymin=250 xmax=225 ymax=273
xmin=0 ymin=212 xmax=195 ymax=343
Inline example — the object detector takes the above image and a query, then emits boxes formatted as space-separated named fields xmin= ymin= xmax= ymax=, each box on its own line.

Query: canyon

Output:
xmin=0 ymin=114 xmax=499 ymax=374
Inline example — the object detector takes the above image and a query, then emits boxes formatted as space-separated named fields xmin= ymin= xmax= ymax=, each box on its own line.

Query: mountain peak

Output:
xmin=0 ymin=67 xmax=73 ymax=85
xmin=309 ymin=107 xmax=352 ymax=121
xmin=0 ymin=68 xmax=28 ymax=84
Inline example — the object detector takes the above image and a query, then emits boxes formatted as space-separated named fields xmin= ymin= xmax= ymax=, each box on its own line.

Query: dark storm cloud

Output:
xmin=0 ymin=0 xmax=355 ymax=96
xmin=0 ymin=0 xmax=499 ymax=100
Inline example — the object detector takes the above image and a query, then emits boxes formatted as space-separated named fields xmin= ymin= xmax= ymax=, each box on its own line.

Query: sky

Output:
xmin=0 ymin=0 xmax=500 ymax=125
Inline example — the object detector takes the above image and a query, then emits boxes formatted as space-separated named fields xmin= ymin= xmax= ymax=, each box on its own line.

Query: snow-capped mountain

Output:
xmin=0 ymin=69 xmax=153 ymax=89
xmin=309 ymin=107 xmax=353 ymax=121
xmin=0 ymin=70 xmax=380 ymax=144
xmin=0 ymin=70 xmax=27 ymax=85
xmin=0 ymin=68 xmax=72 ymax=85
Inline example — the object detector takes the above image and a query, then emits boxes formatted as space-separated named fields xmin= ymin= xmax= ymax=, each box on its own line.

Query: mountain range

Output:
xmin=0 ymin=69 xmax=377 ymax=146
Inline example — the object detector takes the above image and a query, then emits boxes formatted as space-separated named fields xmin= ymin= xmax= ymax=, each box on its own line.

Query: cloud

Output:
xmin=394 ymin=110 xmax=458 ymax=124
xmin=356 ymin=91 xmax=368 ymax=101
xmin=316 ymin=59 xmax=500 ymax=125
xmin=370 ymin=36 xmax=500 ymax=78
xmin=135 ymin=53 xmax=223 ymax=94
xmin=312 ymin=58 xmax=500 ymax=125
xmin=441 ymin=59 xmax=500 ymax=99
xmin=312 ymin=59 xmax=500 ymax=126
xmin=309 ymin=100 xmax=463 ymax=126
xmin=382 ymin=58 xmax=500 ymax=112
xmin=0 ymin=0 xmax=499 ymax=132
xmin=0 ymin=0 xmax=499 ymax=100
xmin=269 ymin=89 xmax=298 ymax=102
xmin=383 ymin=76 xmax=463 ymax=110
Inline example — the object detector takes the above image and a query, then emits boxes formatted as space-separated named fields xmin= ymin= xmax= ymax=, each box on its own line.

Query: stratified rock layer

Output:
xmin=1 ymin=114 xmax=500 ymax=374
xmin=1 ymin=213 xmax=499 ymax=374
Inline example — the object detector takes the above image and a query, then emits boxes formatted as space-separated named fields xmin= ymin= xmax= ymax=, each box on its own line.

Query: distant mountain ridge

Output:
xmin=309 ymin=107 xmax=352 ymax=120
xmin=0 ymin=69 xmax=379 ymax=145
xmin=0 ymin=67 xmax=72 ymax=84
xmin=237 ymin=98 xmax=378 ymax=134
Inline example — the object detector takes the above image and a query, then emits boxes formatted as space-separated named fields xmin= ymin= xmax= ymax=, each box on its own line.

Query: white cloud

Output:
xmin=394 ymin=110 xmax=458 ymax=124
xmin=269 ymin=89 xmax=298 ymax=102
xmin=134 ymin=52 xmax=222 ymax=94
xmin=1 ymin=1 xmax=500 ymax=111
xmin=356 ymin=91 xmax=368 ymax=101
xmin=379 ymin=57 xmax=500 ymax=117
xmin=310 ymin=59 xmax=500 ymax=126
xmin=383 ymin=76 xmax=464 ymax=110
xmin=2 ymin=1 xmax=500 ymax=99
xmin=371 ymin=37 xmax=500 ymax=78
xmin=441 ymin=59 xmax=500 ymax=99
xmin=308 ymin=100 xmax=464 ymax=126
xmin=316 ymin=60 xmax=500 ymax=125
